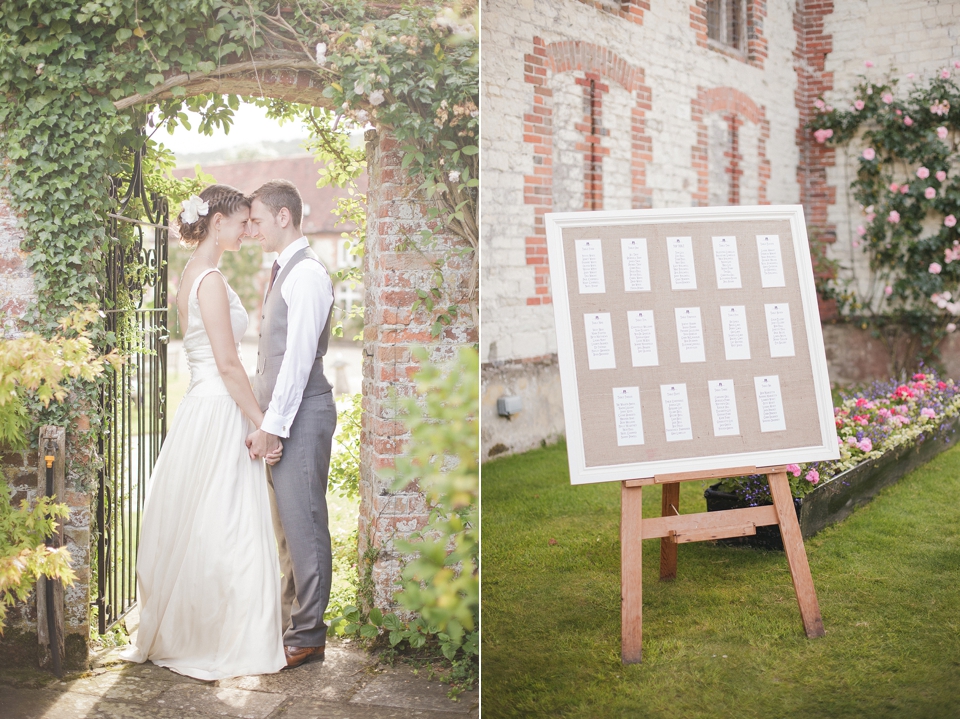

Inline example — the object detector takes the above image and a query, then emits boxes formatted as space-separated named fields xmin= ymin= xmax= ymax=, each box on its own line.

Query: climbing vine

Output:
xmin=809 ymin=64 xmax=960 ymax=373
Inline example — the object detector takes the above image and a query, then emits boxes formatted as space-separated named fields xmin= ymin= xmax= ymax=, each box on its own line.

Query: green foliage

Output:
xmin=810 ymin=68 xmax=960 ymax=372
xmin=331 ymin=347 xmax=478 ymax=673
xmin=0 ymin=310 xmax=119 ymax=630
xmin=328 ymin=393 xmax=361 ymax=500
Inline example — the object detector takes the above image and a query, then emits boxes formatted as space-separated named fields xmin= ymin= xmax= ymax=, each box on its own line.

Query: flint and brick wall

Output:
xmin=359 ymin=131 xmax=476 ymax=611
xmin=482 ymin=0 xmax=799 ymax=459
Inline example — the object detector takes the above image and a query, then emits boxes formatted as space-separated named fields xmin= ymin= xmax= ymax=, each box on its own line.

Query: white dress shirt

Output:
xmin=260 ymin=236 xmax=335 ymax=438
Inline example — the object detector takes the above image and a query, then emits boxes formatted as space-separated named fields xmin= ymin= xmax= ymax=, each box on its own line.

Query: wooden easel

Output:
xmin=620 ymin=465 xmax=825 ymax=664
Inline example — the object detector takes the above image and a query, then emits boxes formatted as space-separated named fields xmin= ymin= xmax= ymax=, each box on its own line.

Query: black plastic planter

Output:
xmin=704 ymin=417 xmax=960 ymax=550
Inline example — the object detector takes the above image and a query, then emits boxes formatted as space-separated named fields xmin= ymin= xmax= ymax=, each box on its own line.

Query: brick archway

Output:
xmin=522 ymin=38 xmax=652 ymax=306
xmin=0 ymin=58 xmax=473 ymax=660
xmin=691 ymin=86 xmax=771 ymax=207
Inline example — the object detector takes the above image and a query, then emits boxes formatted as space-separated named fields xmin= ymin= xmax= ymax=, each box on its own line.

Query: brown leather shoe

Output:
xmin=283 ymin=644 xmax=325 ymax=669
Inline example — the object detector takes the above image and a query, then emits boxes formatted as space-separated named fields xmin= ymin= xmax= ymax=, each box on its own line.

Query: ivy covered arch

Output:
xmin=0 ymin=0 xmax=477 ymax=668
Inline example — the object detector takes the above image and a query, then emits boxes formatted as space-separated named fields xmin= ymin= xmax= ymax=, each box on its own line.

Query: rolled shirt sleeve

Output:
xmin=260 ymin=257 xmax=335 ymax=438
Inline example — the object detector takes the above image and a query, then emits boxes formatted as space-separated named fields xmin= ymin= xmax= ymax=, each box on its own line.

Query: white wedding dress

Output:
xmin=120 ymin=268 xmax=285 ymax=680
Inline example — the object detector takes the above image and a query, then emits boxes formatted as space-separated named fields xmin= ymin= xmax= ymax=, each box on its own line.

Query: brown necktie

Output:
xmin=267 ymin=260 xmax=280 ymax=295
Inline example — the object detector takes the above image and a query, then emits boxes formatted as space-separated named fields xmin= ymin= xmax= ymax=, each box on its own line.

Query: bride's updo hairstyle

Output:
xmin=177 ymin=184 xmax=251 ymax=248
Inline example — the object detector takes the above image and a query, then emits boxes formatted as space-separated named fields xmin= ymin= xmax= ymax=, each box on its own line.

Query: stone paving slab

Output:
xmin=3 ymin=638 xmax=477 ymax=719
xmin=0 ymin=685 xmax=100 ymax=719
xmin=217 ymin=644 xmax=377 ymax=702
xmin=351 ymin=665 xmax=478 ymax=715
xmin=149 ymin=683 xmax=287 ymax=719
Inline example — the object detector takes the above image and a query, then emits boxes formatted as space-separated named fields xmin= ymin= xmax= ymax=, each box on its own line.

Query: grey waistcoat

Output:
xmin=253 ymin=246 xmax=334 ymax=412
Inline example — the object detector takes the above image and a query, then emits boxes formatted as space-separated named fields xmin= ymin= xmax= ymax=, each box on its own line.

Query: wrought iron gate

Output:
xmin=96 ymin=156 xmax=169 ymax=634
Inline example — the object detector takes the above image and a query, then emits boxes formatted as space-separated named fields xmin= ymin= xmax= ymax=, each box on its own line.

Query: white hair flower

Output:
xmin=368 ymin=89 xmax=385 ymax=106
xmin=180 ymin=195 xmax=209 ymax=224
xmin=315 ymin=42 xmax=327 ymax=64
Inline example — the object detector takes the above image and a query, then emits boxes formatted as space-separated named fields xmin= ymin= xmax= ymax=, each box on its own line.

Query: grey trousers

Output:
xmin=265 ymin=391 xmax=337 ymax=647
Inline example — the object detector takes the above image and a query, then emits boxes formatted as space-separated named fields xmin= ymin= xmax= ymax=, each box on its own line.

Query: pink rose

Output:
xmin=938 ymin=127 xmax=949 ymax=140
xmin=937 ymin=170 xmax=948 ymax=182
xmin=852 ymin=240 xmax=861 ymax=248
xmin=814 ymin=128 xmax=833 ymax=144
xmin=930 ymin=262 xmax=942 ymax=274
xmin=904 ymin=116 xmax=914 ymax=126
xmin=857 ymin=438 xmax=873 ymax=452
xmin=805 ymin=469 xmax=820 ymax=485
xmin=846 ymin=436 xmax=858 ymax=446
xmin=900 ymin=184 xmax=910 ymax=194
xmin=917 ymin=167 xmax=930 ymax=179
xmin=865 ymin=60 xmax=874 ymax=68
xmin=787 ymin=464 xmax=801 ymax=477
xmin=814 ymin=98 xmax=826 ymax=110
xmin=946 ymin=215 xmax=958 ymax=228
xmin=888 ymin=211 xmax=900 ymax=223
xmin=926 ymin=187 xmax=937 ymax=199
xmin=896 ymin=109 xmax=903 ymax=116
xmin=949 ymin=323 xmax=958 ymax=333
xmin=866 ymin=212 xmax=876 ymax=223
xmin=941 ymin=69 xmax=951 ymax=80
xmin=955 ymin=61 xmax=960 ymax=69
xmin=862 ymin=147 xmax=876 ymax=160
xmin=908 ymin=73 xmax=915 ymax=79
xmin=889 ymin=182 xmax=900 ymax=193
xmin=856 ymin=225 xmax=867 ymax=236
xmin=854 ymin=99 xmax=865 ymax=111
xmin=885 ymin=285 xmax=893 ymax=296
xmin=882 ymin=93 xmax=894 ymax=104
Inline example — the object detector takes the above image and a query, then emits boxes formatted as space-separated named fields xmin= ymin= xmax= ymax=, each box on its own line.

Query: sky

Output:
xmin=152 ymin=102 xmax=311 ymax=155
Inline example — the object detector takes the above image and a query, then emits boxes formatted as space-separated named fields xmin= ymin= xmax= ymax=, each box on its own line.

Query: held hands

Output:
xmin=246 ymin=428 xmax=283 ymax=465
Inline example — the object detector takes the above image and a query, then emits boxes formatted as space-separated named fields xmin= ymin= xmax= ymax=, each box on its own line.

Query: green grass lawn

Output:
xmin=482 ymin=441 xmax=960 ymax=719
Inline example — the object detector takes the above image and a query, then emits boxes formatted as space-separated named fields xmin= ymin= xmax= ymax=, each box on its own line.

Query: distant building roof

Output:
xmin=173 ymin=155 xmax=367 ymax=235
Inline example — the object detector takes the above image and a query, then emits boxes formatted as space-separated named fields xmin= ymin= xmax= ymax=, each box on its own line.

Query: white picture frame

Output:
xmin=546 ymin=205 xmax=840 ymax=485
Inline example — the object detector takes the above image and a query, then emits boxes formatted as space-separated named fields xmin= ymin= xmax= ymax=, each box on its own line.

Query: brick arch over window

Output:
xmin=522 ymin=38 xmax=652 ymax=305
xmin=691 ymin=86 xmax=771 ymax=207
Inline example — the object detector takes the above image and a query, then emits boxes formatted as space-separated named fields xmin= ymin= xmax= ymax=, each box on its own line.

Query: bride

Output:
xmin=120 ymin=184 xmax=286 ymax=680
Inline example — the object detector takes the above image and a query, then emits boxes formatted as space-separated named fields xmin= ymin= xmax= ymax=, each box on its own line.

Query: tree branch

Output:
xmin=113 ymin=59 xmax=329 ymax=110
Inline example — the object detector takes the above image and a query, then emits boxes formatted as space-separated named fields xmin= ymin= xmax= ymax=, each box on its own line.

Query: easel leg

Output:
xmin=767 ymin=471 xmax=825 ymax=638
xmin=659 ymin=483 xmax=679 ymax=580
xmin=621 ymin=481 xmax=643 ymax=664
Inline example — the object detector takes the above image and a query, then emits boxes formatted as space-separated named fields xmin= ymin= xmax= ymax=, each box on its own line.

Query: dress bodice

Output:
xmin=183 ymin=268 xmax=248 ymax=394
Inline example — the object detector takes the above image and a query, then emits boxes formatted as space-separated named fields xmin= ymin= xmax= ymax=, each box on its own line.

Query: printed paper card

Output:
xmin=757 ymin=234 xmax=786 ymax=288
xmin=584 ymin=313 xmax=616 ymax=370
xmin=666 ymin=236 xmax=697 ymax=290
xmin=764 ymin=303 xmax=795 ymax=358
xmin=576 ymin=239 xmax=606 ymax=294
xmin=660 ymin=383 xmax=693 ymax=442
xmin=712 ymin=236 xmax=742 ymax=289
xmin=674 ymin=307 xmax=706 ymax=363
xmin=754 ymin=375 xmax=787 ymax=432
xmin=613 ymin=386 xmax=644 ymax=446
xmin=627 ymin=310 xmax=659 ymax=367
xmin=621 ymin=238 xmax=651 ymax=292
xmin=708 ymin=379 xmax=740 ymax=436
xmin=720 ymin=305 xmax=751 ymax=361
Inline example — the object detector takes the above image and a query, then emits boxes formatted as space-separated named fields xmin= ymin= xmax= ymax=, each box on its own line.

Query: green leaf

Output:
xmin=115 ymin=28 xmax=132 ymax=43
xmin=359 ymin=623 xmax=379 ymax=639
xmin=369 ymin=607 xmax=383 ymax=626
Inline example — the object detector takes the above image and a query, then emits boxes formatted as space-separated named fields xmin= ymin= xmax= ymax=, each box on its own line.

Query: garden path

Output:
xmin=0 ymin=609 xmax=478 ymax=719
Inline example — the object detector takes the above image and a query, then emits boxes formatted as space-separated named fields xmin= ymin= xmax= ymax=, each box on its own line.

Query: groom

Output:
xmin=245 ymin=179 xmax=337 ymax=669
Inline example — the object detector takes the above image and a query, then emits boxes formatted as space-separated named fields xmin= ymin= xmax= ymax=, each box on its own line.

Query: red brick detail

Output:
xmin=691 ymin=86 xmax=769 ymax=207
xmin=576 ymin=0 xmax=650 ymax=25
xmin=794 ymin=0 xmax=836 ymax=236
xmin=523 ymin=38 xmax=652 ymax=303
xmin=690 ymin=1 xmax=709 ymax=48
xmin=691 ymin=1 xmax=767 ymax=69
xmin=794 ymin=0 xmax=836 ymax=320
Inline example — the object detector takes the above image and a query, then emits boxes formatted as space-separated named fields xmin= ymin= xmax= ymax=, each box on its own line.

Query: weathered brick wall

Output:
xmin=481 ymin=0 xmax=800 ymax=459
xmin=358 ymin=130 xmax=476 ymax=611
